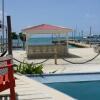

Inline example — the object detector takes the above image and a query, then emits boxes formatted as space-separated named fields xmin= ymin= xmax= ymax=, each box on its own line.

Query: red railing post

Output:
xmin=7 ymin=59 xmax=16 ymax=100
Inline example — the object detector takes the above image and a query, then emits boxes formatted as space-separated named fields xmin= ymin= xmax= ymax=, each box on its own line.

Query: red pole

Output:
xmin=7 ymin=59 xmax=16 ymax=100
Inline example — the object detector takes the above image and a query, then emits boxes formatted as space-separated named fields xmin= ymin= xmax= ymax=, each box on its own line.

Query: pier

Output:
xmin=68 ymin=41 xmax=91 ymax=48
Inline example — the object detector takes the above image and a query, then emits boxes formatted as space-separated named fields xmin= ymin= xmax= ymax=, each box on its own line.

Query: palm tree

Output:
xmin=11 ymin=32 xmax=18 ymax=39
xmin=19 ymin=32 xmax=26 ymax=49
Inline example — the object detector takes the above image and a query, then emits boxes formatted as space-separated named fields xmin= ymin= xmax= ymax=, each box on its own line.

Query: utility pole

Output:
xmin=2 ymin=0 xmax=5 ymax=51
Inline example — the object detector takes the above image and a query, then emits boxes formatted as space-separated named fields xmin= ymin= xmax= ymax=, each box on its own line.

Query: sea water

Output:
xmin=0 ymin=37 xmax=79 ymax=49
xmin=27 ymin=37 xmax=66 ymax=45
xmin=27 ymin=37 xmax=78 ymax=48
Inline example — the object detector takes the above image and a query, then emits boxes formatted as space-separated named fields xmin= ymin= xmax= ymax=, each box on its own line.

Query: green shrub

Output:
xmin=15 ymin=62 xmax=43 ymax=74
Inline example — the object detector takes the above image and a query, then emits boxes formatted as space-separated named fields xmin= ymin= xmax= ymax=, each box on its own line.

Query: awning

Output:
xmin=22 ymin=24 xmax=72 ymax=34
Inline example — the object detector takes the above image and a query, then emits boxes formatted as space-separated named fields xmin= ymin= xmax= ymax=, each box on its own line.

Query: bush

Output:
xmin=15 ymin=62 xmax=43 ymax=75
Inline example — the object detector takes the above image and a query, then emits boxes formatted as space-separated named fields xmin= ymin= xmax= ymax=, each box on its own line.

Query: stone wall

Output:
xmin=27 ymin=44 xmax=68 ymax=59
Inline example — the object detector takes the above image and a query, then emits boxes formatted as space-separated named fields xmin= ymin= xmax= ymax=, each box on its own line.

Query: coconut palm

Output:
xmin=19 ymin=32 xmax=26 ymax=49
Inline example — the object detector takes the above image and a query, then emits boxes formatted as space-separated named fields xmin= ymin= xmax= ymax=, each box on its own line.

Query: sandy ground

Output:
xmin=12 ymin=48 xmax=100 ymax=74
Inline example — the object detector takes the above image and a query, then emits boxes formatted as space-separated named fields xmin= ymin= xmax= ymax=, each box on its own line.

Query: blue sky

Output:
xmin=0 ymin=0 xmax=100 ymax=36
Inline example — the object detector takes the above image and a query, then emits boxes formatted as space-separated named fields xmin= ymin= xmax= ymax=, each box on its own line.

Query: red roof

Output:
xmin=23 ymin=24 xmax=70 ymax=31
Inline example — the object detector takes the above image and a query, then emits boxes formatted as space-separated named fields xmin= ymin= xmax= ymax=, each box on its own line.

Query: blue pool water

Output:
xmin=46 ymin=81 xmax=100 ymax=100
xmin=30 ymin=73 xmax=100 ymax=100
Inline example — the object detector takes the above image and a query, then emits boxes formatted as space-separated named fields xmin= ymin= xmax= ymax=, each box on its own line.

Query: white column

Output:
xmin=66 ymin=33 xmax=69 ymax=53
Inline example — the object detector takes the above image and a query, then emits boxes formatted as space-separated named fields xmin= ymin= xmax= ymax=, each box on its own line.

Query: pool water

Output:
xmin=46 ymin=81 xmax=100 ymax=100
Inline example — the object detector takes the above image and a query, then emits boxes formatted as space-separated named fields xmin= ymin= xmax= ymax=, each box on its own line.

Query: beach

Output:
xmin=13 ymin=47 xmax=100 ymax=74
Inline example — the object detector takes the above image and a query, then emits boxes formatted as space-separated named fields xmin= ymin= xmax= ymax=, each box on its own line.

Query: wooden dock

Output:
xmin=68 ymin=41 xmax=91 ymax=48
xmin=0 ymin=74 xmax=74 ymax=100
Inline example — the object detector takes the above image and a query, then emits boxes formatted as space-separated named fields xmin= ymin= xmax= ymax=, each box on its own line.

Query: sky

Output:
xmin=0 ymin=0 xmax=100 ymax=36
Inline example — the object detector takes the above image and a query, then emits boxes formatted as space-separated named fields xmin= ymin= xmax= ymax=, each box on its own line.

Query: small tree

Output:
xmin=19 ymin=32 xmax=26 ymax=49
xmin=11 ymin=32 xmax=18 ymax=39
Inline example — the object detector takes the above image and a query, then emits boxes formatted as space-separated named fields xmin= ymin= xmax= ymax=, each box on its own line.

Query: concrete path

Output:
xmin=0 ymin=74 xmax=74 ymax=100
xmin=12 ymin=48 xmax=100 ymax=74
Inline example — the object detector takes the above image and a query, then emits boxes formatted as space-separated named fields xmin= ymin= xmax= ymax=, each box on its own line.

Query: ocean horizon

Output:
xmin=0 ymin=36 xmax=82 ymax=48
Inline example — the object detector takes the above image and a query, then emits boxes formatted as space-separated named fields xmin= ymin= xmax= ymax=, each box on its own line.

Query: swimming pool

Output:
xmin=30 ymin=73 xmax=100 ymax=100
xmin=30 ymin=73 xmax=100 ymax=83
xmin=46 ymin=81 xmax=100 ymax=100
